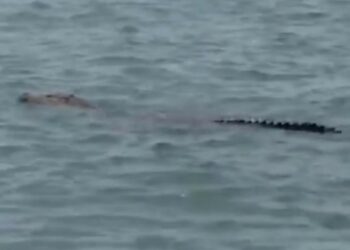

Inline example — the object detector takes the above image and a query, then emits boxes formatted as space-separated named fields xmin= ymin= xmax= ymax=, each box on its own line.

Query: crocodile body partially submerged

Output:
xmin=18 ymin=92 xmax=96 ymax=109
xmin=18 ymin=92 xmax=341 ymax=134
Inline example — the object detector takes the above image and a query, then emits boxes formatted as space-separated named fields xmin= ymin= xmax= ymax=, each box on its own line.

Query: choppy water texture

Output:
xmin=1 ymin=0 xmax=350 ymax=249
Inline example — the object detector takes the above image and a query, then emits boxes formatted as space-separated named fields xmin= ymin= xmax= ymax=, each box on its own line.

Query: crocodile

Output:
xmin=18 ymin=92 xmax=341 ymax=134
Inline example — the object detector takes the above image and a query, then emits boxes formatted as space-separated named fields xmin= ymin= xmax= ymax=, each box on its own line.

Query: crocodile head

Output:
xmin=18 ymin=92 xmax=95 ymax=109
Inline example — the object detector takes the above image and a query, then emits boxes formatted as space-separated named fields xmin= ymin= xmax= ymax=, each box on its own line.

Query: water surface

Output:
xmin=1 ymin=0 xmax=350 ymax=249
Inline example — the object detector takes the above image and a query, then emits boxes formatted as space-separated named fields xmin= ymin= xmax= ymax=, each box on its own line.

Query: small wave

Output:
xmin=69 ymin=2 xmax=118 ymax=26
xmin=242 ymin=69 xmax=312 ymax=81
xmin=286 ymin=11 xmax=328 ymax=21
xmin=5 ymin=10 xmax=63 ymax=29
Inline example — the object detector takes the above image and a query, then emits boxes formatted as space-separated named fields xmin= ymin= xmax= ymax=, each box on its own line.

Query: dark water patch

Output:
xmin=303 ymin=210 xmax=350 ymax=230
xmin=1 ymin=65 xmax=38 ymax=77
xmin=327 ymin=94 xmax=350 ymax=116
xmin=13 ymin=178 xmax=72 ymax=197
xmin=88 ymin=55 xmax=148 ymax=66
xmin=5 ymin=10 xmax=64 ymax=30
xmin=0 ymin=144 xmax=27 ymax=157
xmin=70 ymin=12 xmax=115 ymax=27
xmin=43 ymin=214 xmax=139 ymax=234
xmin=30 ymin=1 xmax=52 ymax=11
xmin=108 ymin=155 xmax=148 ymax=166
xmin=274 ymin=31 xmax=303 ymax=46
xmin=273 ymin=191 xmax=307 ymax=205
xmin=241 ymin=219 xmax=309 ymax=230
xmin=116 ymin=170 xmax=226 ymax=188
xmin=133 ymin=234 xmax=197 ymax=250
xmin=223 ymin=240 xmax=286 ymax=250
xmin=50 ymin=213 xmax=194 ymax=237
xmin=196 ymin=160 xmax=227 ymax=172
xmin=118 ymin=192 xmax=190 ymax=212
xmin=212 ymin=67 xmax=314 ymax=82
xmin=95 ymin=185 xmax=148 ymax=198
xmin=60 ymin=160 xmax=100 ymax=174
xmin=323 ymin=178 xmax=350 ymax=191
xmin=122 ymin=65 xmax=178 ymax=82
xmin=31 ymin=224 xmax=98 ymax=238
xmin=187 ymin=186 xmax=261 ymax=202
xmin=10 ymin=193 xmax=78 ymax=209
xmin=151 ymin=141 xmax=189 ymax=158
xmin=0 ymin=162 xmax=42 ymax=181
xmin=120 ymin=24 xmax=139 ymax=34
xmin=285 ymin=11 xmax=329 ymax=23
xmin=319 ymin=213 xmax=350 ymax=230
xmin=0 ymin=239 xmax=80 ymax=250
xmin=203 ymin=219 xmax=239 ymax=232
xmin=198 ymin=133 xmax=260 ymax=149
xmin=70 ymin=2 xmax=118 ymax=27
xmin=287 ymin=143 xmax=325 ymax=156
xmin=76 ymin=132 xmax=122 ymax=144
xmin=61 ymin=68 xmax=89 ymax=79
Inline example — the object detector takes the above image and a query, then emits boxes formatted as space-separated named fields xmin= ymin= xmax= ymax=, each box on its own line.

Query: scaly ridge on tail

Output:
xmin=213 ymin=118 xmax=341 ymax=134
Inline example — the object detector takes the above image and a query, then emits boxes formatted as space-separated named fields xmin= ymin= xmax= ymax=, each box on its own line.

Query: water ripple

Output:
xmin=1 ymin=0 xmax=349 ymax=249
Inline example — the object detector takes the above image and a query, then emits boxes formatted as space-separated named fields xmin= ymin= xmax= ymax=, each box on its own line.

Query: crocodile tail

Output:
xmin=213 ymin=118 xmax=341 ymax=134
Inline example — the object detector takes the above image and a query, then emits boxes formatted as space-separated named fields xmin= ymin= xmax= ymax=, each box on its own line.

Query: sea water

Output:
xmin=0 ymin=0 xmax=350 ymax=249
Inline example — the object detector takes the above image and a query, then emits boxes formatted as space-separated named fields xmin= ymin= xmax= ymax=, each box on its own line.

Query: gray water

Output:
xmin=1 ymin=0 xmax=350 ymax=249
